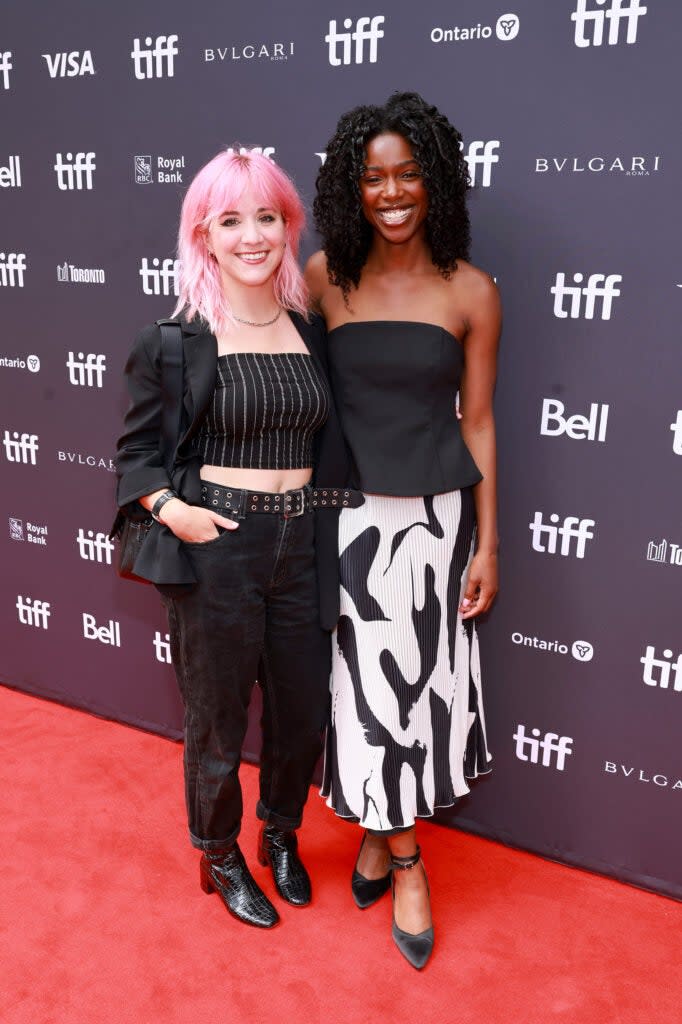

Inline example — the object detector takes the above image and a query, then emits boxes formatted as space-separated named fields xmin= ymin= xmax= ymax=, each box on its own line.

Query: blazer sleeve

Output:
xmin=115 ymin=323 xmax=171 ymax=508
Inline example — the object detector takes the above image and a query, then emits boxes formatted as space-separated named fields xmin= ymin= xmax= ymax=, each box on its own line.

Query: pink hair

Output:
xmin=172 ymin=149 xmax=309 ymax=333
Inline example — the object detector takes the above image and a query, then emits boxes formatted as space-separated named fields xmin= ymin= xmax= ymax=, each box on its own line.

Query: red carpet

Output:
xmin=2 ymin=684 xmax=680 ymax=1024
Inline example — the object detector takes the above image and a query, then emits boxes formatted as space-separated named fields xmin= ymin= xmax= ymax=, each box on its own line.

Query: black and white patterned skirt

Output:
xmin=321 ymin=489 xmax=492 ymax=833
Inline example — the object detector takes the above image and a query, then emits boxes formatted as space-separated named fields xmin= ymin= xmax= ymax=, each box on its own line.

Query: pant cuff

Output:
xmin=189 ymin=822 xmax=240 ymax=854
xmin=256 ymin=800 xmax=301 ymax=831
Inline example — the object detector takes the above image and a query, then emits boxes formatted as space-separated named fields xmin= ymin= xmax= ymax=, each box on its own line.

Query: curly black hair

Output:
xmin=313 ymin=91 xmax=471 ymax=298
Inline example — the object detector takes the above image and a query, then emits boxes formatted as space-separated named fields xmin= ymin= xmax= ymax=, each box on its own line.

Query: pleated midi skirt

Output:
xmin=321 ymin=488 xmax=492 ymax=833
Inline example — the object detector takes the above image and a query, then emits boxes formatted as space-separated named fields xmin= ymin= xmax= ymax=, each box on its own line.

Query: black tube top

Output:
xmin=327 ymin=321 xmax=482 ymax=496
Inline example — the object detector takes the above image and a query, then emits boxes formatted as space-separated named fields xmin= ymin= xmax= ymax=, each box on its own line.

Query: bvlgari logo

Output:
xmin=204 ymin=41 xmax=294 ymax=63
xmin=604 ymin=762 xmax=681 ymax=790
xmin=535 ymin=155 xmax=660 ymax=177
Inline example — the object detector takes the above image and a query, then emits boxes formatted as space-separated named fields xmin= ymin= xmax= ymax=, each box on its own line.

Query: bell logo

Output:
xmin=640 ymin=646 xmax=682 ymax=692
xmin=0 ymin=51 xmax=12 ymax=90
xmin=326 ymin=16 xmax=385 ymax=66
xmin=540 ymin=399 xmax=609 ymax=442
xmin=529 ymin=512 xmax=595 ymax=559
xmin=130 ymin=35 xmax=179 ymax=79
xmin=16 ymin=596 xmax=51 ymax=629
xmin=551 ymin=272 xmax=622 ymax=320
xmin=0 ymin=156 xmax=21 ymax=188
xmin=3 ymin=430 xmax=39 ymax=464
xmin=139 ymin=257 xmax=180 ymax=296
xmin=571 ymin=0 xmax=647 ymax=48
xmin=462 ymin=141 xmax=500 ymax=188
xmin=54 ymin=152 xmax=96 ymax=190
xmin=153 ymin=631 xmax=172 ymax=664
xmin=513 ymin=725 xmax=573 ymax=771
xmin=83 ymin=613 xmax=121 ymax=647
xmin=42 ymin=51 xmax=95 ymax=77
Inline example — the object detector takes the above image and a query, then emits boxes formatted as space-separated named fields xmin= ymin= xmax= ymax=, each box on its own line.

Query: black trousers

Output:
xmin=159 ymin=506 xmax=330 ymax=854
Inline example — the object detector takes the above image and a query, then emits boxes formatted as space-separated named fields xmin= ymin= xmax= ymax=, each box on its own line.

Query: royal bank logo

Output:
xmin=671 ymin=410 xmax=682 ymax=455
xmin=431 ymin=12 xmax=519 ymax=44
xmin=513 ymin=725 xmax=573 ymax=771
xmin=551 ymin=272 xmax=622 ymax=320
xmin=0 ymin=51 xmax=12 ymax=90
xmin=540 ymin=399 xmax=609 ymax=442
xmin=76 ymin=529 xmax=115 ymax=564
xmin=153 ymin=630 xmax=172 ymax=664
xmin=42 ymin=50 xmax=95 ymax=77
xmin=9 ymin=517 xmax=24 ymax=541
xmin=512 ymin=632 xmax=594 ymax=662
xmin=0 ymin=155 xmax=21 ymax=188
xmin=130 ymin=35 xmax=178 ymax=79
xmin=54 ymin=151 xmax=96 ymax=190
xmin=66 ymin=352 xmax=106 ymax=387
xmin=604 ymin=762 xmax=682 ymax=790
xmin=134 ymin=154 xmax=185 ymax=184
xmin=57 ymin=262 xmax=105 ymax=284
xmin=0 ymin=252 xmax=27 ymax=287
xmin=326 ymin=16 xmax=385 ymax=65
xmin=529 ymin=512 xmax=595 ymax=559
xmin=16 ymin=596 xmax=51 ymax=629
xmin=83 ymin=612 xmax=121 ymax=647
xmin=462 ymin=141 xmax=500 ymax=188
xmin=571 ymin=0 xmax=647 ymax=48
xmin=641 ymin=645 xmax=681 ymax=692
xmin=10 ymin=517 xmax=48 ymax=545
xmin=0 ymin=354 xmax=40 ymax=373
xmin=204 ymin=41 xmax=294 ymax=63
xmin=646 ymin=539 xmax=682 ymax=567
xmin=3 ymin=430 xmax=39 ymax=464
xmin=535 ymin=155 xmax=660 ymax=177
xmin=139 ymin=257 xmax=180 ymax=296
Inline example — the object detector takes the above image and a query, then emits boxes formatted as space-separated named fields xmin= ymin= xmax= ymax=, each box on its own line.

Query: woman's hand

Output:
xmin=459 ymin=550 xmax=498 ymax=619
xmin=159 ymin=500 xmax=239 ymax=543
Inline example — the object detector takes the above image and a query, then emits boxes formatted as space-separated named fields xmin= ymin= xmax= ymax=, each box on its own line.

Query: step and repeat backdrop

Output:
xmin=2 ymin=0 xmax=680 ymax=899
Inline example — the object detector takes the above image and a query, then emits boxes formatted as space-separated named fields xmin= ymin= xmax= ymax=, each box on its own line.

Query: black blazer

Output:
xmin=115 ymin=311 xmax=350 ymax=629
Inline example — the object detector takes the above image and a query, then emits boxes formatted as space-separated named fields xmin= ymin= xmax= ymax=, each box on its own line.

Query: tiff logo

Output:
xmin=671 ymin=411 xmax=682 ymax=455
xmin=3 ymin=431 xmax=39 ymax=464
xmin=153 ymin=631 xmax=172 ymax=664
xmin=76 ymin=529 xmax=115 ymax=564
xmin=462 ymin=140 xmax=500 ymax=188
xmin=641 ymin=645 xmax=682 ymax=692
xmin=131 ymin=35 xmax=179 ymax=79
xmin=513 ymin=725 xmax=573 ymax=771
xmin=326 ymin=16 xmax=385 ymax=65
xmin=16 ymin=596 xmax=51 ymax=629
xmin=571 ymin=0 xmax=647 ymax=48
xmin=54 ymin=151 xmax=96 ymax=190
xmin=42 ymin=51 xmax=95 ymax=77
xmin=0 ymin=51 xmax=12 ymax=90
xmin=67 ymin=352 xmax=106 ymax=387
xmin=139 ymin=257 xmax=180 ymax=296
xmin=0 ymin=251 xmax=26 ymax=287
xmin=529 ymin=512 xmax=595 ymax=559
xmin=551 ymin=272 xmax=622 ymax=320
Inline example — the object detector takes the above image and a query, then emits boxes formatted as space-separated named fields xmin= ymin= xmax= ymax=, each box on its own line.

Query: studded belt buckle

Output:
xmin=283 ymin=487 xmax=306 ymax=519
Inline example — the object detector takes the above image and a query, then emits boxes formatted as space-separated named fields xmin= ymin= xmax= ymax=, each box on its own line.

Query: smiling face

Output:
xmin=359 ymin=132 xmax=428 ymax=244
xmin=206 ymin=184 xmax=287 ymax=291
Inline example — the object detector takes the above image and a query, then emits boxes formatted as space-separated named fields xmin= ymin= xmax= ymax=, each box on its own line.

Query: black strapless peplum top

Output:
xmin=327 ymin=320 xmax=482 ymax=496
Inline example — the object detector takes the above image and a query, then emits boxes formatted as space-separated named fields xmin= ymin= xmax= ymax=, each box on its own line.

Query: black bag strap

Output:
xmin=157 ymin=319 xmax=184 ymax=474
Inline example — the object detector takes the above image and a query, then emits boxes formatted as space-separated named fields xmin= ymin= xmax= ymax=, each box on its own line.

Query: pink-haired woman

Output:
xmin=115 ymin=149 xmax=350 ymax=929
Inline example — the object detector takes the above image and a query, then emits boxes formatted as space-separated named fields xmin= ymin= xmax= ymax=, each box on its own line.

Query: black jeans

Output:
xmin=159 ymin=499 xmax=330 ymax=854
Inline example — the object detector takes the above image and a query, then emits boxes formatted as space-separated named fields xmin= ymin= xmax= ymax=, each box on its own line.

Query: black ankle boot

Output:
xmin=200 ymin=843 xmax=279 ymax=928
xmin=257 ymin=824 xmax=311 ymax=906
xmin=390 ymin=846 xmax=434 ymax=970
xmin=351 ymin=831 xmax=392 ymax=909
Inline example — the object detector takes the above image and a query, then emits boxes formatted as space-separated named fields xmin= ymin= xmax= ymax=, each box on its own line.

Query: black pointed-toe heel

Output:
xmin=351 ymin=831 xmax=392 ymax=909
xmin=200 ymin=843 xmax=279 ymax=928
xmin=390 ymin=846 xmax=434 ymax=970
xmin=257 ymin=824 xmax=312 ymax=907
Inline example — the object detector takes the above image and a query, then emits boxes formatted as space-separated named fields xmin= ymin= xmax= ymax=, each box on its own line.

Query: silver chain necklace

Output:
xmin=233 ymin=307 xmax=282 ymax=328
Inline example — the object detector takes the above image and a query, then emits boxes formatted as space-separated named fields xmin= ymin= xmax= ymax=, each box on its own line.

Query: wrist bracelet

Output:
xmin=151 ymin=490 xmax=179 ymax=523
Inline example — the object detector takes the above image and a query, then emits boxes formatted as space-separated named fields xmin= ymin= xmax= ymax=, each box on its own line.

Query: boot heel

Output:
xmin=199 ymin=856 xmax=215 ymax=894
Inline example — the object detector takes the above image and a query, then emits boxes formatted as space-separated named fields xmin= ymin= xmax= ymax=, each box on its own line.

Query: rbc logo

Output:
xmin=42 ymin=51 xmax=95 ymax=77
xmin=54 ymin=152 xmax=96 ymax=190
xmin=0 ymin=252 xmax=27 ymax=287
xmin=66 ymin=352 xmax=106 ymax=387
xmin=326 ymin=16 xmax=385 ymax=65
xmin=551 ymin=272 xmax=622 ymax=320
xmin=529 ymin=511 xmax=595 ymax=559
xmin=571 ymin=0 xmax=647 ymax=48
xmin=3 ymin=430 xmax=39 ymax=464
xmin=130 ymin=35 xmax=179 ymax=79
xmin=139 ymin=257 xmax=180 ymax=296
xmin=513 ymin=725 xmax=573 ymax=771
xmin=641 ymin=646 xmax=682 ymax=692
xmin=462 ymin=141 xmax=500 ymax=188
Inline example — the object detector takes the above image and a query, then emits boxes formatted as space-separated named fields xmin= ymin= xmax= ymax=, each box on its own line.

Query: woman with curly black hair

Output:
xmin=306 ymin=92 xmax=501 ymax=969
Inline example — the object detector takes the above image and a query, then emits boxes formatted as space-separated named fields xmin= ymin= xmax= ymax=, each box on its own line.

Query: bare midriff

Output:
xmin=199 ymin=464 xmax=313 ymax=494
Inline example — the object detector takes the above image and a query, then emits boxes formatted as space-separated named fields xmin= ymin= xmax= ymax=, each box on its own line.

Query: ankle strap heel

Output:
xmin=390 ymin=846 xmax=421 ymax=871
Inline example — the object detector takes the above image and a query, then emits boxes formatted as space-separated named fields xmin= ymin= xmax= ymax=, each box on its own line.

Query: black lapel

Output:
xmin=180 ymin=320 xmax=217 ymax=431
xmin=289 ymin=311 xmax=327 ymax=379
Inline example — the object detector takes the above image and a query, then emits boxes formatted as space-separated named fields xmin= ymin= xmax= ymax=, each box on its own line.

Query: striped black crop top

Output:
xmin=196 ymin=352 xmax=330 ymax=470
